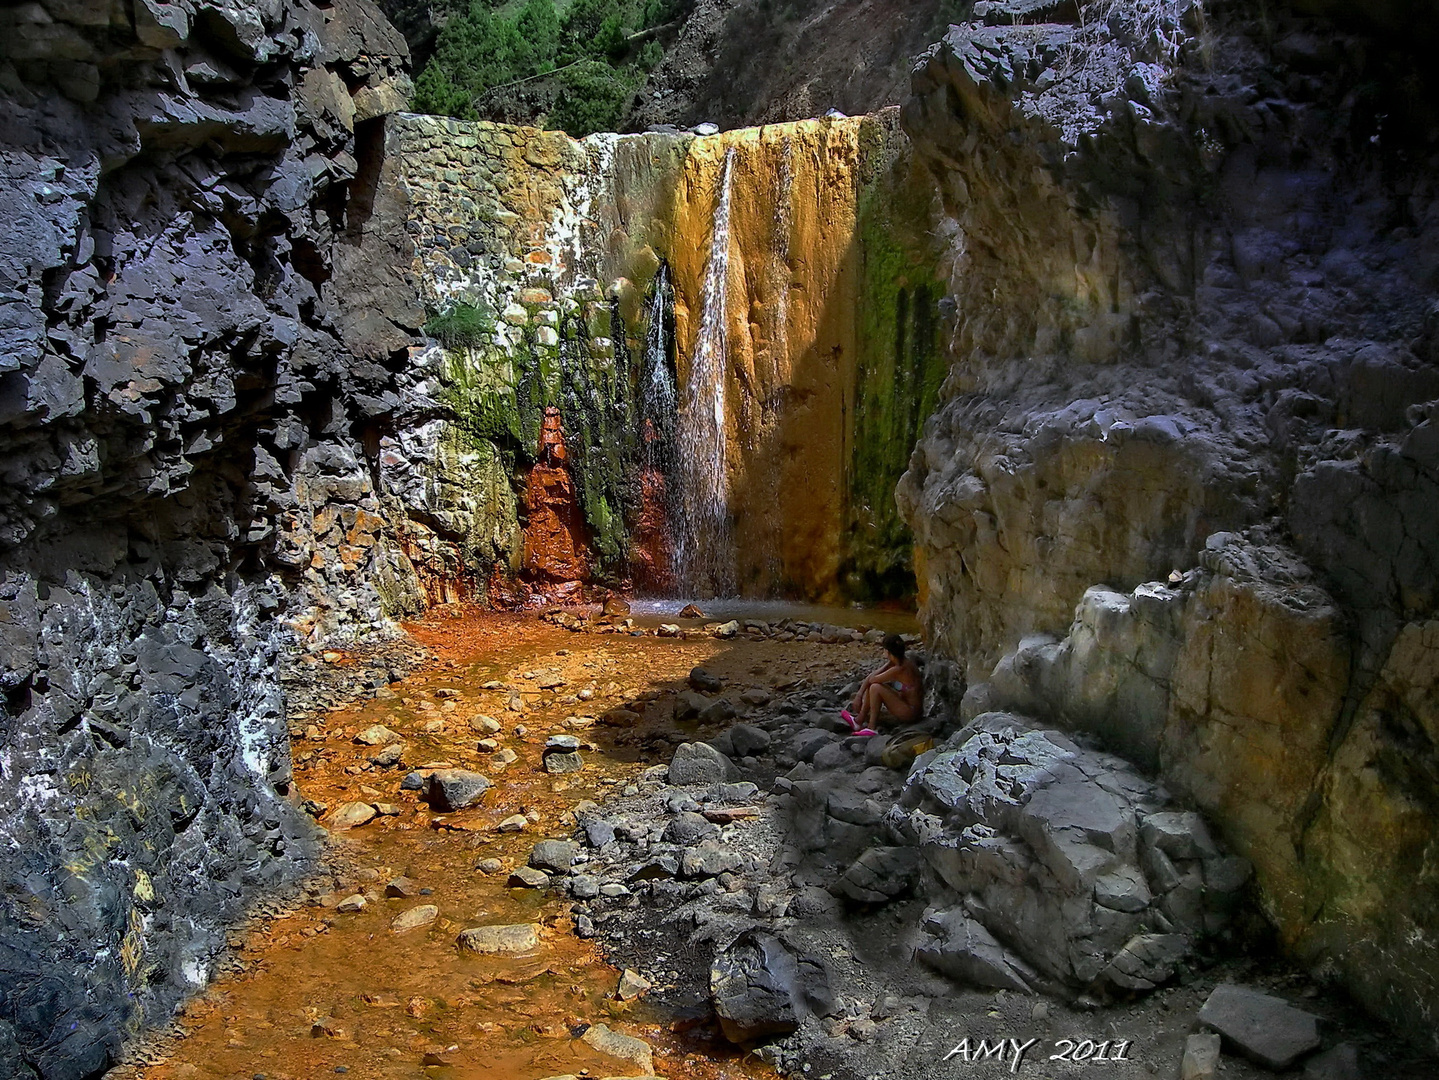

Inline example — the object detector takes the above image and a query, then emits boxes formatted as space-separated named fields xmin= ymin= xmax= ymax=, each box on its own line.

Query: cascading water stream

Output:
xmin=640 ymin=262 xmax=676 ymax=469
xmin=675 ymin=148 xmax=737 ymax=596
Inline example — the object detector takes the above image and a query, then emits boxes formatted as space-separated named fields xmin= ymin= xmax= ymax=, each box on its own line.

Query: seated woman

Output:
xmin=841 ymin=633 xmax=922 ymax=736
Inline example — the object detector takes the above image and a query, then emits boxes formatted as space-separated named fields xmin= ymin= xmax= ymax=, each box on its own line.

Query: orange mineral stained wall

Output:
xmin=383 ymin=108 xmax=942 ymax=604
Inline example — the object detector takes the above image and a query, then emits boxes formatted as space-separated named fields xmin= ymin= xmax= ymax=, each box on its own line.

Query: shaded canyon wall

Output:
xmin=896 ymin=0 xmax=1439 ymax=1045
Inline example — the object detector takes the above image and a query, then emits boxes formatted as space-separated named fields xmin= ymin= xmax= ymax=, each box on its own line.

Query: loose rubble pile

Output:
xmin=468 ymin=654 xmax=1403 ymax=1079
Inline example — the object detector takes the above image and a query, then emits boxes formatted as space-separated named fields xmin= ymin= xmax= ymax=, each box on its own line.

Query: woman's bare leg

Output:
xmin=866 ymin=682 xmax=915 ymax=727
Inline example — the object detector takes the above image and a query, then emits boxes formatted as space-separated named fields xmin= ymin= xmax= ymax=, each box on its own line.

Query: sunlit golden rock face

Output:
xmin=385 ymin=109 xmax=944 ymax=603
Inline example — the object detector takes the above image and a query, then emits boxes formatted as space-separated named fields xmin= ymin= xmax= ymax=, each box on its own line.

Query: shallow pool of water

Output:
xmin=627 ymin=598 xmax=919 ymax=634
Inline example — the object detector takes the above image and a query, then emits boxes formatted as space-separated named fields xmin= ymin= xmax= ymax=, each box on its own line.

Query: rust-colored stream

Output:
xmin=130 ymin=607 xmax=906 ymax=1080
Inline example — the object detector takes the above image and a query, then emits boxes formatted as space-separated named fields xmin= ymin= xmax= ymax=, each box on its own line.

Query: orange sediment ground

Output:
xmin=127 ymin=607 xmax=890 ymax=1080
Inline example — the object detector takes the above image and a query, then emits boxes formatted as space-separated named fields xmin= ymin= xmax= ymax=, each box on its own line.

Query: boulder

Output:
xmin=327 ymin=801 xmax=377 ymax=829
xmin=728 ymin=723 xmax=771 ymax=756
xmin=1198 ymin=984 xmax=1321 ymax=1069
xmin=669 ymin=742 xmax=733 ymax=785
xmin=916 ymin=909 xmax=1035 ymax=993
xmin=529 ymin=839 xmax=579 ymax=873
xmin=710 ymin=929 xmax=835 ymax=1043
xmin=423 ymin=769 xmax=492 ymax=811
xmin=834 ymin=846 xmax=921 ymax=903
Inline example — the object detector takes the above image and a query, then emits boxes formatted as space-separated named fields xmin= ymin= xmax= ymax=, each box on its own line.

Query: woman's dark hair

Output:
xmin=882 ymin=633 xmax=906 ymax=660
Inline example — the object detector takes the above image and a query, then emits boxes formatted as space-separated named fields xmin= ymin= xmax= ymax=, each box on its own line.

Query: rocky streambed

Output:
xmin=115 ymin=608 xmax=1436 ymax=1080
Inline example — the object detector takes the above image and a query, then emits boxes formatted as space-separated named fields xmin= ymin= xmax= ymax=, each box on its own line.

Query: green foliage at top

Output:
xmin=412 ymin=0 xmax=677 ymax=135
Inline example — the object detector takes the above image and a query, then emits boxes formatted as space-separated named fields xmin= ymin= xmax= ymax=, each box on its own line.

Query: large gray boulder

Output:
xmin=670 ymin=741 xmax=734 ymax=785
xmin=895 ymin=713 xmax=1248 ymax=992
xmin=916 ymin=909 xmax=1036 ymax=993
xmin=710 ymin=929 xmax=836 ymax=1044
xmin=1198 ymin=984 xmax=1321 ymax=1069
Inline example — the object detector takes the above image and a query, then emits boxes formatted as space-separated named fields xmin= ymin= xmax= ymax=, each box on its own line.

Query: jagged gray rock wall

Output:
xmin=0 ymin=3 xmax=417 ymax=1076
xmin=897 ymin=0 xmax=1438 ymax=1047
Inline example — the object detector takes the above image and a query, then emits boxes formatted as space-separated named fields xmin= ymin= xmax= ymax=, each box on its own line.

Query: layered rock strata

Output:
xmin=897 ymin=0 xmax=1439 ymax=1044
xmin=0 ymin=2 xmax=413 ymax=1075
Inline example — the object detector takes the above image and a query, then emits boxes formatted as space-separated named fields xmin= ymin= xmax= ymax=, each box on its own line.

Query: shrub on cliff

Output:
xmin=413 ymin=0 xmax=671 ymax=134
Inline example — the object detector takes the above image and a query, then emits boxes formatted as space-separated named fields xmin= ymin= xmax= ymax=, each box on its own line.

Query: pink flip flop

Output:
xmin=840 ymin=709 xmax=857 ymax=731
xmin=853 ymin=728 xmax=878 ymax=737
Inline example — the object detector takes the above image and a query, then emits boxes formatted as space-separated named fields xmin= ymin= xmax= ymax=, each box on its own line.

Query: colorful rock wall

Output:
xmin=379 ymin=108 xmax=945 ymax=603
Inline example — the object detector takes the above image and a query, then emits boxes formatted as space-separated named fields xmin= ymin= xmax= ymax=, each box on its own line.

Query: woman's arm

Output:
xmin=863 ymin=661 xmax=899 ymax=688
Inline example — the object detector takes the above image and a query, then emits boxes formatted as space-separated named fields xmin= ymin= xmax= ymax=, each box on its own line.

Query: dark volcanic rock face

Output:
xmin=0 ymin=2 xmax=413 ymax=1076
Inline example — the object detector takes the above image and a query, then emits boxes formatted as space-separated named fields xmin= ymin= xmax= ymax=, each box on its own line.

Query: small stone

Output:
xmin=385 ymin=877 xmax=419 ymax=898
xmin=584 ymin=820 xmax=616 ymax=847
xmin=399 ymin=771 xmax=425 ymax=791
xmin=476 ymin=858 xmax=503 ymax=874
xmin=476 ymin=738 xmax=499 ymax=753
xmin=491 ymin=748 xmax=519 ymax=768
xmin=570 ymin=875 xmax=600 ymax=899
xmin=373 ymin=803 xmax=402 ymax=816
xmin=328 ymin=802 xmax=378 ymax=830
xmin=456 ymin=924 xmax=539 ymax=954
xmin=689 ymin=667 xmax=723 ymax=693
xmin=371 ymin=743 xmax=406 ymax=767
xmin=545 ymin=734 xmax=581 ymax=751
xmin=390 ymin=905 xmax=439 ymax=933
xmin=669 ymin=742 xmax=733 ymax=785
xmin=470 ymin=715 xmax=502 ymax=734
xmin=543 ymin=749 xmax=583 ymax=773
xmin=497 ymin=814 xmax=529 ymax=832
xmin=1181 ymin=1033 xmax=1222 ymax=1080
xmin=509 ymin=866 xmax=550 ymax=888
xmin=355 ymin=725 xmax=402 ymax=746
xmin=423 ymin=769 xmax=492 ymax=811
xmin=598 ymin=883 xmax=631 ymax=898
xmin=617 ymin=969 xmax=652 ymax=1000
xmin=714 ymin=620 xmax=740 ymax=638
xmin=335 ymin=893 xmax=366 ymax=913
xmin=1303 ymin=1042 xmax=1360 ymax=1080
xmin=580 ymin=1023 xmax=653 ymax=1074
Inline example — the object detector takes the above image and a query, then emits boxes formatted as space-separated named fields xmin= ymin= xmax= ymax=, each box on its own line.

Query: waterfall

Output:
xmin=675 ymin=148 xmax=737 ymax=596
xmin=640 ymin=262 xmax=676 ymax=469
